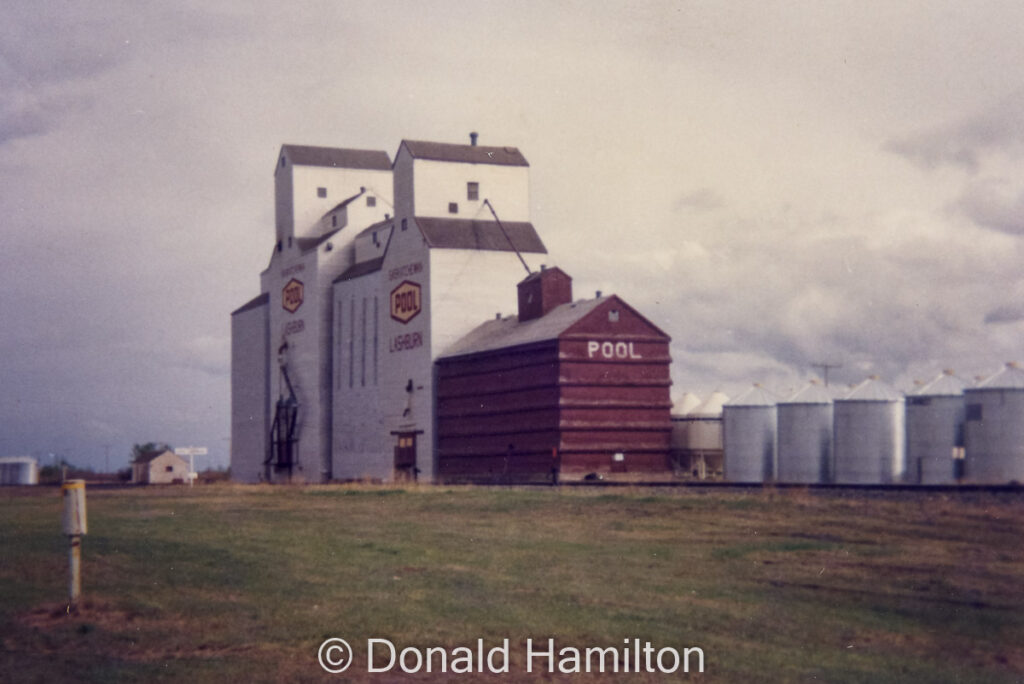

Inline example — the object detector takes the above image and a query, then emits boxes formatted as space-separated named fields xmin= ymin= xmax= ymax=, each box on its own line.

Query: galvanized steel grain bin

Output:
xmin=964 ymin=362 xmax=1024 ymax=484
xmin=906 ymin=370 xmax=966 ymax=485
xmin=833 ymin=377 xmax=906 ymax=485
xmin=723 ymin=385 xmax=777 ymax=483
xmin=777 ymin=381 xmax=834 ymax=484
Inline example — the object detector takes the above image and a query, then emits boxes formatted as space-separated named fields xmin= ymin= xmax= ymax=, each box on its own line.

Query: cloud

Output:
xmin=674 ymin=187 xmax=726 ymax=212
xmin=0 ymin=2 xmax=134 ymax=145
xmin=616 ymin=199 xmax=1024 ymax=397
xmin=0 ymin=88 xmax=93 ymax=146
xmin=884 ymin=89 xmax=1024 ymax=172
xmin=951 ymin=178 xmax=1024 ymax=236
xmin=884 ymin=131 xmax=982 ymax=173
xmin=4 ymin=0 xmax=1024 ymax=470
xmin=0 ymin=90 xmax=51 ymax=143
xmin=0 ymin=0 xmax=135 ymax=83
xmin=174 ymin=335 xmax=231 ymax=377
xmin=985 ymin=304 xmax=1024 ymax=325
xmin=983 ymin=279 xmax=1024 ymax=324
xmin=885 ymin=90 xmax=1024 ymax=238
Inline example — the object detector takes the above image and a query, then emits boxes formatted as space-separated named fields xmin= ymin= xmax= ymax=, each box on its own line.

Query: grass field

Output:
xmin=1 ymin=484 xmax=1023 ymax=683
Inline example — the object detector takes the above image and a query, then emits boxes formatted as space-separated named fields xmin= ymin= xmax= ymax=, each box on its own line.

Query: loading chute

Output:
xmin=267 ymin=338 xmax=299 ymax=480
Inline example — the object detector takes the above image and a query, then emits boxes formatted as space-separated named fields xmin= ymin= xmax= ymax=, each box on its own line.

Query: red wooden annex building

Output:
xmin=435 ymin=267 xmax=673 ymax=482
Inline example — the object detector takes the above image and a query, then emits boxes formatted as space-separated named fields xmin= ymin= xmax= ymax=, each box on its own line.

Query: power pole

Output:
xmin=812 ymin=362 xmax=842 ymax=387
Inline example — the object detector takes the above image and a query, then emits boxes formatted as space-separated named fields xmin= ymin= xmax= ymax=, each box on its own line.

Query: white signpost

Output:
xmin=174 ymin=446 xmax=208 ymax=487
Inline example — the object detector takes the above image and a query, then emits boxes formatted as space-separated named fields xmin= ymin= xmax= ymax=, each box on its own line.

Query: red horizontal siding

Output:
xmin=436 ymin=365 xmax=559 ymax=397
xmin=438 ymin=408 xmax=561 ymax=436
xmin=435 ymin=299 xmax=672 ymax=483
xmin=438 ymin=433 xmax=560 ymax=459
xmin=559 ymin=361 xmax=672 ymax=386
xmin=558 ymin=407 xmax=670 ymax=425
xmin=560 ymin=384 xmax=672 ymax=406
xmin=436 ymin=343 xmax=558 ymax=378
xmin=437 ymin=386 xmax=561 ymax=418
xmin=561 ymin=451 xmax=672 ymax=473
xmin=438 ymin=452 xmax=557 ymax=483
xmin=560 ymin=434 xmax=671 ymax=451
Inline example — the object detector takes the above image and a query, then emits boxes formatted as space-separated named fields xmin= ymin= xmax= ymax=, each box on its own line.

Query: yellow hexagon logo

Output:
xmin=390 ymin=280 xmax=422 ymax=324
xmin=282 ymin=278 xmax=304 ymax=313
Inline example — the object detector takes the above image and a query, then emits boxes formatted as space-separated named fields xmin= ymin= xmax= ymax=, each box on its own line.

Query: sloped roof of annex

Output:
xmin=332 ymin=216 xmax=547 ymax=284
xmin=439 ymin=293 xmax=667 ymax=360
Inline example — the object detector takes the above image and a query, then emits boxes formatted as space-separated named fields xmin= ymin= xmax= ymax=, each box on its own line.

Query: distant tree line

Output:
xmin=35 ymin=443 xmax=228 ymax=484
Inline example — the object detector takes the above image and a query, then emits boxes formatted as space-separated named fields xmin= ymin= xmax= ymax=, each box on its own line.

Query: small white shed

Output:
xmin=132 ymin=449 xmax=189 ymax=485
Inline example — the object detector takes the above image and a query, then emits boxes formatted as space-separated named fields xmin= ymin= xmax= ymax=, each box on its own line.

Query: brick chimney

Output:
xmin=517 ymin=265 xmax=572 ymax=322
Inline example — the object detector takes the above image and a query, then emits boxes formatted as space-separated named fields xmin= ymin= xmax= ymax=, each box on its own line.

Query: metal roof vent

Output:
xmin=470 ymin=132 xmax=478 ymax=146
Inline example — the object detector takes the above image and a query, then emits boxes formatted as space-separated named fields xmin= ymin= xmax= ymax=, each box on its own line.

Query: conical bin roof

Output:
xmin=911 ymin=370 xmax=966 ymax=397
xmin=842 ymin=376 xmax=902 ymax=402
xmin=974 ymin=362 xmax=1024 ymax=390
xmin=672 ymin=392 xmax=702 ymax=416
xmin=782 ymin=381 xmax=833 ymax=405
xmin=692 ymin=391 xmax=729 ymax=417
xmin=725 ymin=384 xmax=778 ymax=407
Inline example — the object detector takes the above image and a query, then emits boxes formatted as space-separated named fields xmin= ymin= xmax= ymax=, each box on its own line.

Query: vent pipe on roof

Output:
xmin=470 ymin=132 xmax=478 ymax=146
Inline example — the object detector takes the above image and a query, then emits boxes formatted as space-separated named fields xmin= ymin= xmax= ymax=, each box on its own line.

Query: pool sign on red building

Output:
xmin=390 ymin=280 xmax=422 ymax=324
xmin=282 ymin=278 xmax=304 ymax=313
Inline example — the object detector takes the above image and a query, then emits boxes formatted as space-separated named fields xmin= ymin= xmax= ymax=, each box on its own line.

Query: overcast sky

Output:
xmin=3 ymin=1 xmax=1023 ymax=471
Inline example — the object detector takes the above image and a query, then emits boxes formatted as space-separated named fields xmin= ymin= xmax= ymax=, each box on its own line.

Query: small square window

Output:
xmin=448 ymin=202 xmax=458 ymax=214
xmin=609 ymin=310 xmax=620 ymax=322
xmin=331 ymin=215 xmax=337 ymax=227
xmin=165 ymin=465 xmax=173 ymax=472
xmin=401 ymin=218 xmax=407 ymax=231
xmin=317 ymin=187 xmax=327 ymax=198
xmin=467 ymin=182 xmax=479 ymax=201
xmin=367 ymin=196 xmax=376 ymax=207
